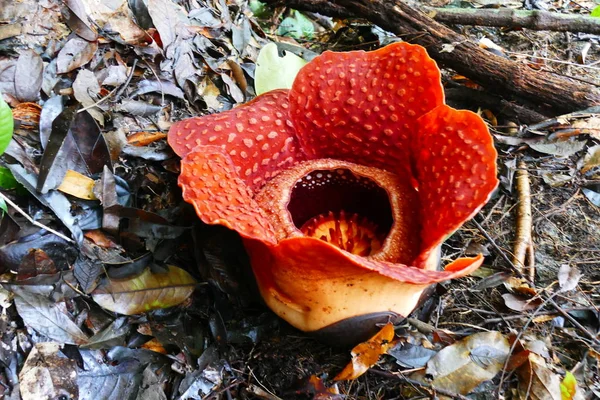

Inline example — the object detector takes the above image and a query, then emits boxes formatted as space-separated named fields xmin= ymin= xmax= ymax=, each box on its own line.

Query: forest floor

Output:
xmin=1 ymin=0 xmax=600 ymax=399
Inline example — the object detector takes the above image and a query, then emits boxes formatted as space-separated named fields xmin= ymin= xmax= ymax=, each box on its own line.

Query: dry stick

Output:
xmin=0 ymin=191 xmax=74 ymax=243
xmin=427 ymin=7 xmax=600 ymax=34
xmin=264 ymin=0 xmax=600 ymax=112
xmin=513 ymin=159 xmax=534 ymax=282
xmin=444 ymin=86 xmax=549 ymax=124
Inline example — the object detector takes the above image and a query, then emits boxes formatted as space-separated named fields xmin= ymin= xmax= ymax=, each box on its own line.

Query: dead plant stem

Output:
xmin=0 ymin=191 xmax=73 ymax=243
xmin=513 ymin=159 xmax=534 ymax=281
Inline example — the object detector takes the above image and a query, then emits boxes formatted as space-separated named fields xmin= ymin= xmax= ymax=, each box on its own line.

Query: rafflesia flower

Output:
xmin=168 ymin=42 xmax=498 ymax=337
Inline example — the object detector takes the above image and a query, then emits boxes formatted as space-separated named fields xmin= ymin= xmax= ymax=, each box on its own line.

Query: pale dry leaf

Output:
xmin=19 ymin=343 xmax=78 ymax=400
xmin=422 ymin=331 xmax=510 ymax=395
xmin=15 ymin=49 xmax=43 ymax=102
xmin=557 ymin=264 xmax=581 ymax=292
xmin=57 ymin=170 xmax=98 ymax=200
xmin=13 ymin=288 xmax=89 ymax=345
xmin=92 ymin=265 xmax=196 ymax=315
xmin=56 ymin=37 xmax=98 ymax=74
xmin=147 ymin=0 xmax=188 ymax=49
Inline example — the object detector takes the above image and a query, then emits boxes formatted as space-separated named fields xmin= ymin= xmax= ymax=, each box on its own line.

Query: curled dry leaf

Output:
xmin=56 ymin=37 xmax=98 ymax=74
xmin=127 ymin=131 xmax=167 ymax=146
xmin=502 ymin=293 xmax=542 ymax=312
xmin=91 ymin=265 xmax=196 ymax=315
xmin=334 ymin=323 xmax=395 ymax=381
xmin=419 ymin=331 xmax=510 ymax=395
xmin=558 ymin=264 xmax=582 ymax=292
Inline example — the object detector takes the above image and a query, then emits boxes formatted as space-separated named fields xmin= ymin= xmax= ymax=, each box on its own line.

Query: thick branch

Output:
xmin=428 ymin=8 xmax=600 ymax=34
xmin=264 ymin=0 xmax=600 ymax=112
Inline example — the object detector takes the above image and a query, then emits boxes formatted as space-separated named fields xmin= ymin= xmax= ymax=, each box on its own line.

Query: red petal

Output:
xmin=168 ymin=89 xmax=306 ymax=189
xmin=414 ymin=105 xmax=498 ymax=261
xmin=288 ymin=42 xmax=444 ymax=173
xmin=179 ymin=147 xmax=277 ymax=244
xmin=243 ymin=237 xmax=481 ymax=332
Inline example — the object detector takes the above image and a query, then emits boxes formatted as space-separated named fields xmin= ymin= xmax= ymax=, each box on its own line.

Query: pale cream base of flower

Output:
xmin=264 ymin=272 xmax=430 ymax=332
xmin=247 ymin=241 xmax=441 ymax=332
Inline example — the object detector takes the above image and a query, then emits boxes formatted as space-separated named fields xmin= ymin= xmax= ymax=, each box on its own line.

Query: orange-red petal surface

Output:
xmin=168 ymin=89 xmax=306 ymax=190
xmin=179 ymin=147 xmax=277 ymax=244
xmin=289 ymin=42 xmax=444 ymax=174
xmin=414 ymin=105 xmax=498 ymax=260
xmin=243 ymin=236 xmax=482 ymax=331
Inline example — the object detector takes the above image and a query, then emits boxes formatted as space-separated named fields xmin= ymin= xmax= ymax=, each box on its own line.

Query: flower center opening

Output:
xmin=288 ymin=169 xmax=393 ymax=256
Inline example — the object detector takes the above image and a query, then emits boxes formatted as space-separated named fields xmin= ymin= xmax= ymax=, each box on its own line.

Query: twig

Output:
xmin=472 ymin=219 xmax=523 ymax=278
xmin=513 ymin=159 xmax=533 ymax=281
xmin=0 ymin=191 xmax=74 ymax=243
xmin=427 ymin=7 xmax=600 ymax=34
xmin=114 ymin=58 xmax=138 ymax=100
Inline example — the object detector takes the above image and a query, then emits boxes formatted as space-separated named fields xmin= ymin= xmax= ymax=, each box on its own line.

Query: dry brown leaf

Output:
xmin=57 ymin=170 xmax=98 ymax=200
xmin=334 ymin=323 xmax=395 ymax=381
xmin=502 ymin=293 xmax=542 ymax=312
xmin=419 ymin=331 xmax=510 ymax=395
xmin=92 ymin=265 xmax=196 ymax=315
xmin=15 ymin=49 xmax=43 ymax=102
xmin=140 ymin=338 xmax=167 ymax=354
xmin=127 ymin=131 xmax=168 ymax=146
xmin=581 ymin=145 xmax=600 ymax=174
xmin=517 ymin=353 xmax=562 ymax=400
xmin=56 ymin=37 xmax=98 ymax=74
xmin=84 ymin=229 xmax=119 ymax=248
xmin=12 ymin=102 xmax=41 ymax=130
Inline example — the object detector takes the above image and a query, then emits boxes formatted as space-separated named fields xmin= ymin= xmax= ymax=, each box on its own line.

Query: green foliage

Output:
xmin=249 ymin=0 xmax=268 ymax=18
xmin=592 ymin=5 xmax=600 ymax=17
xmin=0 ymin=92 xmax=14 ymax=156
xmin=255 ymin=43 xmax=307 ymax=95
xmin=560 ymin=371 xmax=577 ymax=400
xmin=277 ymin=10 xmax=314 ymax=39
xmin=0 ymin=167 xmax=19 ymax=189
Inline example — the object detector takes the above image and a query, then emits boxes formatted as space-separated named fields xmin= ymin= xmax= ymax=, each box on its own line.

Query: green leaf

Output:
xmin=255 ymin=43 xmax=307 ymax=95
xmin=277 ymin=10 xmax=314 ymax=39
xmin=591 ymin=5 xmax=600 ymax=17
xmin=560 ymin=371 xmax=577 ymax=400
xmin=0 ymin=91 xmax=14 ymax=156
xmin=0 ymin=197 xmax=6 ymax=215
xmin=0 ymin=166 xmax=19 ymax=189
xmin=92 ymin=265 xmax=196 ymax=315
xmin=249 ymin=0 xmax=268 ymax=18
